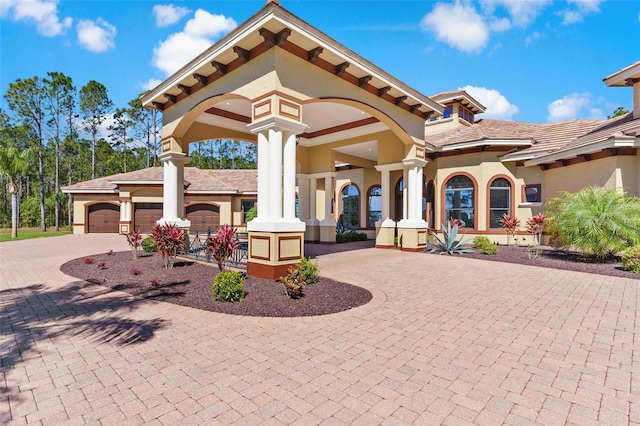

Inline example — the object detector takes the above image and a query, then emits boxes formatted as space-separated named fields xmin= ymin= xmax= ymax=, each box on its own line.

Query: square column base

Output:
xmin=375 ymin=218 xmax=396 ymax=249
xmin=319 ymin=220 xmax=336 ymax=244
xmin=397 ymin=227 xmax=429 ymax=252
xmin=119 ymin=221 xmax=132 ymax=235
xmin=247 ymin=231 xmax=305 ymax=280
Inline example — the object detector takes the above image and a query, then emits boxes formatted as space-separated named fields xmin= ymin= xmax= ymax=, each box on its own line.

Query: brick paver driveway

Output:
xmin=1 ymin=234 xmax=638 ymax=425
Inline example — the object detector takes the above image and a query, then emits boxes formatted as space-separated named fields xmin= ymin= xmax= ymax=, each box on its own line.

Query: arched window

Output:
xmin=444 ymin=175 xmax=475 ymax=229
xmin=341 ymin=184 xmax=360 ymax=228
xmin=367 ymin=186 xmax=382 ymax=228
xmin=489 ymin=178 xmax=511 ymax=229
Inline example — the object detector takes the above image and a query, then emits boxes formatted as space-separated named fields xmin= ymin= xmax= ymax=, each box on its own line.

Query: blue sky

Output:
xmin=1 ymin=0 xmax=639 ymax=125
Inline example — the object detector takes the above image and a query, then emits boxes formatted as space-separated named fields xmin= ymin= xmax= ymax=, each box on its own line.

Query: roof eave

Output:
xmin=524 ymin=137 xmax=639 ymax=166
xmin=440 ymin=139 xmax=533 ymax=152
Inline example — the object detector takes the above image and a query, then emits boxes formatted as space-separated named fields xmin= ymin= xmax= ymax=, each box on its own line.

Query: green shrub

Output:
xmin=297 ymin=256 xmax=319 ymax=284
xmin=473 ymin=236 xmax=499 ymax=255
xmin=621 ymin=246 xmax=640 ymax=273
xmin=142 ymin=236 xmax=156 ymax=252
xmin=212 ymin=271 xmax=245 ymax=302
xmin=336 ymin=232 xmax=367 ymax=243
xmin=546 ymin=186 xmax=640 ymax=258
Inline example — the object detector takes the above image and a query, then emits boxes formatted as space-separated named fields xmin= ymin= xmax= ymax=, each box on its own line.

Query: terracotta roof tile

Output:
xmin=62 ymin=167 xmax=258 ymax=193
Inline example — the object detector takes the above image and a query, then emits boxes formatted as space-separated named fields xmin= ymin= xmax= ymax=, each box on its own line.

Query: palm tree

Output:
xmin=546 ymin=186 xmax=640 ymax=258
xmin=0 ymin=146 xmax=35 ymax=238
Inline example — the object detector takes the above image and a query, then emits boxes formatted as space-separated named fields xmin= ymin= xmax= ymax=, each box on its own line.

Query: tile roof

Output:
xmin=62 ymin=167 xmax=258 ymax=193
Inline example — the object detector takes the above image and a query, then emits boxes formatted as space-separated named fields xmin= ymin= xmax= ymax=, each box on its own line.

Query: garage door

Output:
xmin=186 ymin=203 xmax=220 ymax=232
xmin=88 ymin=203 xmax=120 ymax=233
xmin=134 ymin=203 xmax=163 ymax=234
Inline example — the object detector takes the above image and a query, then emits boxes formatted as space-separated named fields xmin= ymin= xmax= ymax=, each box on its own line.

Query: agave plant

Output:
xmin=428 ymin=220 xmax=474 ymax=255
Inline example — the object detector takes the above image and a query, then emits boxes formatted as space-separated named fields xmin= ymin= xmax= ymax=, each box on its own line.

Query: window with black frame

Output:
xmin=489 ymin=178 xmax=511 ymax=229
xmin=367 ymin=185 xmax=382 ymax=228
xmin=341 ymin=184 xmax=360 ymax=228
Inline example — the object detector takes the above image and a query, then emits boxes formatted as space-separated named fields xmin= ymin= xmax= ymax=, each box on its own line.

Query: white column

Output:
xmin=309 ymin=178 xmax=317 ymax=221
xmin=269 ymin=127 xmax=283 ymax=219
xmin=283 ymin=132 xmax=297 ymax=219
xmin=323 ymin=175 xmax=333 ymax=222
xmin=297 ymin=175 xmax=309 ymax=220
xmin=256 ymin=131 xmax=269 ymax=219
xmin=380 ymin=169 xmax=390 ymax=220
xmin=120 ymin=200 xmax=131 ymax=221
xmin=407 ymin=165 xmax=417 ymax=220
xmin=158 ymin=151 xmax=191 ymax=228
xmin=397 ymin=158 xmax=428 ymax=228
xmin=415 ymin=166 xmax=424 ymax=220
xmin=402 ymin=167 xmax=408 ymax=220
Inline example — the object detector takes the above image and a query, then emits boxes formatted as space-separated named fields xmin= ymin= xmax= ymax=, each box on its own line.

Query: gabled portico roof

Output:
xmin=141 ymin=2 xmax=443 ymax=119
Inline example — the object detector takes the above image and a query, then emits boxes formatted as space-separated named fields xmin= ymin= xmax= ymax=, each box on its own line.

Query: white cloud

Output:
xmin=420 ymin=2 xmax=489 ymax=53
xmin=1 ymin=0 xmax=72 ymax=36
xmin=138 ymin=78 xmax=162 ymax=92
xmin=489 ymin=16 xmax=511 ymax=32
xmin=153 ymin=4 xmax=189 ymax=28
xmin=560 ymin=0 xmax=604 ymax=24
xmin=524 ymin=31 xmax=543 ymax=46
xmin=460 ymin=85 xmax=519 ymax=120
xmin=152 ymin=9 xmax=237 ymax=76
xmin=481 ymin=0 xmax=552 ymax=27
xmin=546 ymin=92 xmax=605 ymax=122
xmin=77 ymin=18 xmax=116 ymax=53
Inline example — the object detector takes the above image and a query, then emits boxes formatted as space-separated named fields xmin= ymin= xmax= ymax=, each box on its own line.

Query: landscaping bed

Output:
xmin=60 ymin=251 xmax=373 ymax=317
xmin=454 ymin=244 xmax=640 ymax=280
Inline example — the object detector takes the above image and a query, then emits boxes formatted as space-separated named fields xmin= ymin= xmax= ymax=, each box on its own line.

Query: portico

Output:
xmin=141 ymin=1 xmax=443 ymax=278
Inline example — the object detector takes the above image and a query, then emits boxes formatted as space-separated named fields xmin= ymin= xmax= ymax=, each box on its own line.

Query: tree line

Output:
xmin=0 ymin=71 xmax=257 ymax=235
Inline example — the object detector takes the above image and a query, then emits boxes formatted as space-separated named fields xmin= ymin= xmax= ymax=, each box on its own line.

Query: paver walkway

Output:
xmin=1 ymin=234 xmax=638 ymax=425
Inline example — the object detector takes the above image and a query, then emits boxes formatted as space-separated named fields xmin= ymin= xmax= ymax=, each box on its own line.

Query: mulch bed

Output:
xmin=443 ymin=244 xmax=640 ymax=280
xmin=60 ymin=251 xmax=372 ymax=317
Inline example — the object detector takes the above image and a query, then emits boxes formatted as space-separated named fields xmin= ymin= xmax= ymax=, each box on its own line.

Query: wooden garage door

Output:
xmin=186 ymin=204 xmax=220 ymax=232
xmin=134 ymin=203 xmax=163 ymax=234
xmin=88 ymin=203 xmax=120 ymax=233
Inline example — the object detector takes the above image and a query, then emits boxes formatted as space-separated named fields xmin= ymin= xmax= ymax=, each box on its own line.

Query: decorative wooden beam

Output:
xmin=233 ymin=46 xmax=250 ymax=63
xmin=560 ymin=159 xmax=568 ymax=166
xmin=164 ymin=93 xmax=177 ymax=104
xmin=476 ymin=145 xmax=488 ymax=152
xmin=307 ymin=47 xmax=323 ymax=63
xmin=606 ymin=147 xmax=619 ymax=156
xmin=177 ymin=84 xmax=191 ymax=96
xmin=580 ymin=153 xmax=591 ymax=162
xmin=152 ymin=102 xmax=165 ymax=111
xmin=625 ymin=78 xmax=640 ymax=86
xmin=429 ymin=152 xmax=441 ymax=159
xmin=259 ymin=28 xmax=276 ymax=46
xmin=378 ymin=86 xmax=391 ymax=97
xmin=276 ymin=28 xmax=291 ymax=46
xmin=539 ymin=164 xmax=549 ymax=171
xmin=409 ymin=103 xmax=422 ymax=113
xmin=423 ymin=111 xmax=434 ymax=120
xmin=394 ymin=95 xmax=407 ymax=105
xmin=193 ymin=73 xmax=208 ymax=86
xmin=358 ymin=75 xmax=372 ymax=88
xmin=335 ymin=62 xmax=349 ymax=77
xmin=211 ymin=61 xmax=227 ymax=76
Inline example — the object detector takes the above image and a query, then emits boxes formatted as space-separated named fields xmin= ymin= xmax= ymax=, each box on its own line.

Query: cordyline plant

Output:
xmin=499 ymin=214 xmax=520 ymax=246
xmin=124 ymin=228 xmax=143 ymax=259
xmin=151 ymin=224 xmax=185 ymax=269
xmin=206 ymin=225 xmax=239 ymax=272
xmin=526 ymin=213 xmax=547 ymax=246
xmin=428 ymin=219 xmax=473 ymax=255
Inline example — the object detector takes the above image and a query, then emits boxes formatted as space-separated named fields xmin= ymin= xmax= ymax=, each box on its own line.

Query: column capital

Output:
xmin=247 ymin=116 xmax=308 ymax=135
xmin=402 ymin=157 xmax=428 ymax=168
xmin=160 ymin=151 xmax=190 ymax=163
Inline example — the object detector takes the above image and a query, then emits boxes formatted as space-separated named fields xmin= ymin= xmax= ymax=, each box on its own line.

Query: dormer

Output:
xmin=603 ymin=61 xmax=640 ymax=120
xmin=425 ymin=90 xmax=486 ymax=134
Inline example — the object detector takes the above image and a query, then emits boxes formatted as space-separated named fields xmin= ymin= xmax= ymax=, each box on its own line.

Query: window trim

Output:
xmin=522 ymin=184 xmax=542 ymax=204
xmin=366 ymin=184 xmax=382 ymax=229
xmin=440 ymin=172 xmax=478 ymax=230
xmin=486 ymin=175 xmax=515 ymax=230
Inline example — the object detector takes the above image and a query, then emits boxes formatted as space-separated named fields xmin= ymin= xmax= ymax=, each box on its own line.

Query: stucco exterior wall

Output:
xmin=543 ymin=156 xmax=625 ymax=198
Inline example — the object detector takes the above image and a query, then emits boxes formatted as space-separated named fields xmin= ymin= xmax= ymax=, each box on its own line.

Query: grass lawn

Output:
xmin=0 ymin=228 xmax=72 ymax=242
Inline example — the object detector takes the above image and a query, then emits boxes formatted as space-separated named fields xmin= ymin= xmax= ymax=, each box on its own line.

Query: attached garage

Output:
xmin=186 ymin=203 xmax=220 ymax=232
xmin=134 ymin=203 xmax=163 ymax=234
xmin=87 ymin=203 xmax=120 ymax=233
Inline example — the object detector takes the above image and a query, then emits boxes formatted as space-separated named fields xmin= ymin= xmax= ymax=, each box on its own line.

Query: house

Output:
xmin=65 ymin=0 xmax=640 ymax=279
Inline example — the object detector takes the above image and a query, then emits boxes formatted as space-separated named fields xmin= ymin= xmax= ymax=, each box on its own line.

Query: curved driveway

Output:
xmin=1 ymin=234 xmax=638 ymax=425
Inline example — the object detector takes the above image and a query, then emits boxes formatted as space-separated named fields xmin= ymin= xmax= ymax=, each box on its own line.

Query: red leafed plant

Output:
xmin=499 ymin=214 xmax=520 ymax=246
xmin=107 ymin=249 xmax=114 ymax=256
xmin=130 ymin=267 xmax=141 ymax=275
xmin=97 ymin=261 xmax=106 ymax=270
xmin=150 ymin=278 xmax=160 ymax=287
xmin=151 ymin=224 xmax=185 ymax=269
xmin=206 ymin=225 xmax=239 ymax=273
xmin=124 ymin=228 xmax=143 ymax=259
xmin=83 ymin=257 xmax=94 ymax=264
xmin=526 ymin=213 xmax=547 ymax=246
